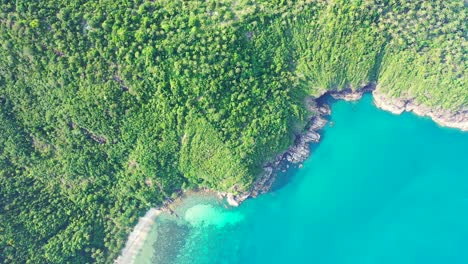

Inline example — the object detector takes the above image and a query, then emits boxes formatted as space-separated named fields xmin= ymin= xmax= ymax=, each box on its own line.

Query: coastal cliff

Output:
xmin=223 ymin=85 xmax=468 ymax=206
xmin=116 ymin=85 xmax=467 ymax=262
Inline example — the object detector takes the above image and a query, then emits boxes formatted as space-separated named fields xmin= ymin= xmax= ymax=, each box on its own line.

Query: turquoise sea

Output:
xmin=135 ymin=94 xmax=468 ymax=264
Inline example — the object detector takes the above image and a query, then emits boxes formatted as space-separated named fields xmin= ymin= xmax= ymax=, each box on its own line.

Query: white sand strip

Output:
xmin=115 ymin=208 xmax=162 ymax=264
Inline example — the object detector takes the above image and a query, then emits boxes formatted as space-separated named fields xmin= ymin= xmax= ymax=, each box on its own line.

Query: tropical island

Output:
xmin=0 ymin=0 xmax=466 ymax=263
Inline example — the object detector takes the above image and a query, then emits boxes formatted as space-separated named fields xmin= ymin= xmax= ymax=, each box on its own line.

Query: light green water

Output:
xmin=135 ymin=94 xmax=468 ymax=264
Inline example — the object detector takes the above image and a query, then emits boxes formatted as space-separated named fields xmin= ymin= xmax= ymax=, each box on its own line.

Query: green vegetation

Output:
xmin=179 ymin=116 xmax=250 ymax=191
xmin=0 ymin=0 xmax=466 ymax=263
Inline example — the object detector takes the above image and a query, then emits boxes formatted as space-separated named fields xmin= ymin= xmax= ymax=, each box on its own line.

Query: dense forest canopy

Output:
xmin=0 ymin=0 xmax=466 ymax=262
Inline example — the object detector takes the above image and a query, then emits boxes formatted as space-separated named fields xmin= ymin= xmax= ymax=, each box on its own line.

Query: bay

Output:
xmin=135 ymin=94 xmax=468 ymax=264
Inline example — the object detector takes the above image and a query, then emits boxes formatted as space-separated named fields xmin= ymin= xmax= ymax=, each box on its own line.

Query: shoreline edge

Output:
xmin=115 ymin=85 xmax=467 ymax=263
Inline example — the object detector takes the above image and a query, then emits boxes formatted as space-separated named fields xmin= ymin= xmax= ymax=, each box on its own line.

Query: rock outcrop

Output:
xmin=329 ymin=85 xmax=375 ymax=102
xmin=223 ymin=96 xmax=331 ymax=206
xmin=373 ymin=89 xmax=468 ymax=131
xmin=223 ymin=84 xmax=467 ymax=207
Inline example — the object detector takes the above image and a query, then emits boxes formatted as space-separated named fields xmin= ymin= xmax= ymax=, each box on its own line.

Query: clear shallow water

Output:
xmin=135 ymin=95 xmax=468 ymax=264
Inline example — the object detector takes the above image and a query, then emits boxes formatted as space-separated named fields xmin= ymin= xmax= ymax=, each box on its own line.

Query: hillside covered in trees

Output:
xmin=0 ymin=0 xmax=466 ymax=262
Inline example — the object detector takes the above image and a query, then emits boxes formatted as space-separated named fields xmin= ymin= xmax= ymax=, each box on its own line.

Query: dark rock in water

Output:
xmin=310 ymin=116 xmax=328 ymax=130
xmin=305 ymin=97 xmax=331 ymax=117
xmin=224 ymin=84 xmax=379 ymax=206
xmin=303 ymin=130 xmax=320 ymax=143
xmin=318 ymin=105 xmax=331 ymax=116
xmin=329 ymin=85 xmax=376 ymax=102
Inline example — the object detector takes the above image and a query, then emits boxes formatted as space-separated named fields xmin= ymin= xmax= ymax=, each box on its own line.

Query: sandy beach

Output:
xmin=115 ymin=208 xmax=162 ymax=264
xmin=115 ymin=87 xmax=468 ymax=263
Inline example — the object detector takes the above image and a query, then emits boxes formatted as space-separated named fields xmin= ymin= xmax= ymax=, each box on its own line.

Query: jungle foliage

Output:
xmin=0 ymin=0 xmax=466 ymax=262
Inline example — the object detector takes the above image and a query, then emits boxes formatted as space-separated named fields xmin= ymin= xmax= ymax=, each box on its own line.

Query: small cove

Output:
xmin=133 ymin=94 xmax=468 ymax=264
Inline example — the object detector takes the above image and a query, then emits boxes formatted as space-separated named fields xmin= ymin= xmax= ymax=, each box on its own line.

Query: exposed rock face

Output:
xmin=285 ymin=129 xmax=320 ymax=163
xmin=310 ymin=116 xmax=328 ymax=131
xmin=226 ymin=193 xmax=240 ymax=207
xmin=373 ymin=89 xmax=468 ymax=131
xmin=224 ymin=84 xmax=467 ymax=206
xmin=329 ymin=85 xmax=375 ymax=102
xmin=306 ymin=97 xmax=331 ymax=114
xmin=223 ymin=96 xmax=332 ymax=206
xmin=248 ymin=166 xmax=274 ymax=198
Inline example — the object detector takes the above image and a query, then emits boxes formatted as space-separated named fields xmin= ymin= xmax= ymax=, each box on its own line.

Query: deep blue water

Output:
xmin=135 ymin=95 xmax=468 ymax=264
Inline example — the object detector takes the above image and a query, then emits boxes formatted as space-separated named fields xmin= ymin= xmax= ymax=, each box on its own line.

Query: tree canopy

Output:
xmin=0 ymin=0 xmax=466 ymax=263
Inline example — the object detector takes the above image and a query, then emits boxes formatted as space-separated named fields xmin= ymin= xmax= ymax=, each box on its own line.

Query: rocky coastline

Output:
xmin=221 ymin=84 xmax=468 ymax=206
xmin=373 ymin=89 xmax=468 ymax=131
xmin=220 ymin=105 xmax=328 ymax=206
xmin=220 ymin=85 xmax=375 ymax=206
xmin=116 ymin=84 xmax=467 ymax=262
